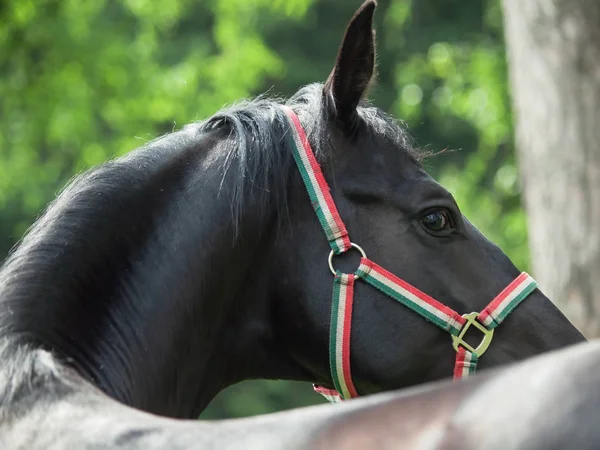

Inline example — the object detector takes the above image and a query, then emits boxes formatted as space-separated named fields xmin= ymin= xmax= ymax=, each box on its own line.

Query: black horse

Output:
xmin=0 ymin=0 xmax=584 ymax=447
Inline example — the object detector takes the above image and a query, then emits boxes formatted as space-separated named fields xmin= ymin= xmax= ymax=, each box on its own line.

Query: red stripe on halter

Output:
xmin=341 ymin=274 xmax=358 ymax=398
xmin=283 ymin=108 xmax=350 ymax=250
xmin=478 ymin=272 xmax=530 ymax=324
xmin=360 ymin=258 xmax=466 ymax=328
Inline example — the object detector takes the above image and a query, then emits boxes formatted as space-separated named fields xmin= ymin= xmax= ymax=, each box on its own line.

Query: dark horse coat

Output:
xmin=0 ymin=1 xmax=584 ymax=448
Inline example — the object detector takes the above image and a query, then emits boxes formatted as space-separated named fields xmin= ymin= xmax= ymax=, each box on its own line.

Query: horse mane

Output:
xmin=0 ymin=81 xmax=423 ymax=408
xmin=203 ymin=82 xmax=424 ymax=234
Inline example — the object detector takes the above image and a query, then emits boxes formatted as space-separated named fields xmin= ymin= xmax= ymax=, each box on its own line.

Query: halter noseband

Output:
xmin=280 ymin=105 xmax=538 ymax=403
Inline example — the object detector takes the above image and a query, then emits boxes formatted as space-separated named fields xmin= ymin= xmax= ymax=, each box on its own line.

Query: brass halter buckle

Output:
xmin=451 ymin=312 xmax=495 ymax=357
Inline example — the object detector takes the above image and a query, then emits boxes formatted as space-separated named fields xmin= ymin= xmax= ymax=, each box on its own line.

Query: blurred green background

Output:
xmin=1 ymin=0 xmax=528 ymax=419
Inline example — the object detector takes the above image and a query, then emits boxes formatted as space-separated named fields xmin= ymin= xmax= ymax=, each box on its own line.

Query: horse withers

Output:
xmin=0 ymin=0 xmax=584 ymax=447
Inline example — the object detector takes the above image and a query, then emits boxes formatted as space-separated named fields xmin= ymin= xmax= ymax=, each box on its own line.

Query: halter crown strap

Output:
xmin=279 ymin=105 xmax=539 ymax=404
xmin=280 ymin=105 xmax=351 ymax=255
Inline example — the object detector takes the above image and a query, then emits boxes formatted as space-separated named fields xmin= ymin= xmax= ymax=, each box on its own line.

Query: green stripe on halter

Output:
xmin=357 ymin=266 xmax=464 ymax=336
xmin=329 ymin=276 xmax=343 ymax=395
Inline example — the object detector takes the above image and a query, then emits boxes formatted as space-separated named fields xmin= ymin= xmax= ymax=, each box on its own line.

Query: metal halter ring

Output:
xmin=328 ymin=243 xmax=367 ymax=277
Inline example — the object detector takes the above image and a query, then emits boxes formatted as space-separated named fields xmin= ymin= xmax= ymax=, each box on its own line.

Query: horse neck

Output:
xmin=0 ymin=125 xmax=306 ymax=419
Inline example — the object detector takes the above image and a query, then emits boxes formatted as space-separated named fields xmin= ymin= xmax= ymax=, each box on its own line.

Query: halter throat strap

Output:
xmin=279 ymin=105 xmax=538 ymax=403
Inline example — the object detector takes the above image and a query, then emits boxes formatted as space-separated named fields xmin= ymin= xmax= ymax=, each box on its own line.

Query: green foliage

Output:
xmin=0 ymin=0 xmax=313 ymax=249
xmin=0 ymin=0 xmax=530 ymax=418
xmin=385 ymin=0 xmax=528 ymax=270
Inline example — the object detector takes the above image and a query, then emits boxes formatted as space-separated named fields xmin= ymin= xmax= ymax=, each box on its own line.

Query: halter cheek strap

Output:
xmin=279 ymin=105 xmax=539 ymax=403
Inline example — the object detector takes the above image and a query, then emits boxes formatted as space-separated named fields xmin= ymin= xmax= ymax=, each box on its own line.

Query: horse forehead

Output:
xmin=359 ymin=131 xmax=414 ymax=161
xmin=339 ymin=135 xmax=421 ymax=182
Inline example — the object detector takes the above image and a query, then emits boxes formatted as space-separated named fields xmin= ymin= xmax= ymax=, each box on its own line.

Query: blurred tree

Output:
xmin=1 ymin=0 xmax=531 ymax=418
xmin=502 ymin=0 xmax=600 ymax=338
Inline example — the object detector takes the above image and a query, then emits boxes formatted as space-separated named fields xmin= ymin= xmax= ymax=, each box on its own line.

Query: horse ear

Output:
xmin=323 ymin=0 xmax=377 ymax=125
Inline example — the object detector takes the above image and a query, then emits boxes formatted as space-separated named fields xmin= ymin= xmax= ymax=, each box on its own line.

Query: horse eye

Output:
xmin=421 ymin=209 xmax=453 ymax=233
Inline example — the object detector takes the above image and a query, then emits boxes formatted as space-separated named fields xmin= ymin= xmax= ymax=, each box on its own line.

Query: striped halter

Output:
xmin=279 ymin=105 xmax=538 ymax=403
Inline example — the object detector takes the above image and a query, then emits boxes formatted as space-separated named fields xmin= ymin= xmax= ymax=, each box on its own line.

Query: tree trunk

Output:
xmin=502 ymin=0 xmax=600 ymax=338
